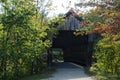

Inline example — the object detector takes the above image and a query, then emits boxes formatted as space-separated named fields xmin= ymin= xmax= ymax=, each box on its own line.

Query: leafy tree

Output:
xmin=0 ymin=0 xmax=56 ymax=80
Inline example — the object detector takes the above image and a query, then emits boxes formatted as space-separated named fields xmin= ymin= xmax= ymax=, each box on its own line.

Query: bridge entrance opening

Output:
xmin=51 ymin=30 xmax=93 ymax=66
xmin=51 ymin=48 xmax=64 ymax=62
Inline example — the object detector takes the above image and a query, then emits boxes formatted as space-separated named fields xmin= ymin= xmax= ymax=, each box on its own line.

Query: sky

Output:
xmin=52 ymin=0 xmax=78 ymax=13
xmin=0 ymin=0 xmax=76 ymax=15
xmin=48 ymin=0 xmax=78 ymax=17
xmin=48 ymin=0 xmax=93 ymax=17
xmin=0 ymin=0 xmax=93 ymax=17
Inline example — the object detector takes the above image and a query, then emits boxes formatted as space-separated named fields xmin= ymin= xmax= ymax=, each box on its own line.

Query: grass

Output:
xmin=20 ymin=68 xmax=55 ymax=80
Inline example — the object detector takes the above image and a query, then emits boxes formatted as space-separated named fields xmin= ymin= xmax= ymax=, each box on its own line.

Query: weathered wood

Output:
xmin=51 ymin=10 xmax=94 ymax=66
xmin=52 ymin=30 xmax=92 ymax=66
xmin=61 ymin=10 xmax=83 ymax=30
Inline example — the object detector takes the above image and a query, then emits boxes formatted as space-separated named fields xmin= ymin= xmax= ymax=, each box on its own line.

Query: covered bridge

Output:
xmin=51 ymin=9 xmax=95 ymax=66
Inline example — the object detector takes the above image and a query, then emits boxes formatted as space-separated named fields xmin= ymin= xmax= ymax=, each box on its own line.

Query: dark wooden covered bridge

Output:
xmin=50 ymin=9 xmax=95 ymax=66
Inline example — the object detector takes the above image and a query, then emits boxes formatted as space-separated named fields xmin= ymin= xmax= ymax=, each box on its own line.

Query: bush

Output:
xmin=90 ymin=35 xmax=120 ymax=80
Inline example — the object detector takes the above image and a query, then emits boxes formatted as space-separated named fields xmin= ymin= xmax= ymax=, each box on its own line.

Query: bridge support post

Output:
xmin=47 ymin=49 xmax=53 ymax=68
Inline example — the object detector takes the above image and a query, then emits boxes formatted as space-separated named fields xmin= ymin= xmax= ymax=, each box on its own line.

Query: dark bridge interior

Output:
xmin=52 ymin=30 xmax=92 ymax=66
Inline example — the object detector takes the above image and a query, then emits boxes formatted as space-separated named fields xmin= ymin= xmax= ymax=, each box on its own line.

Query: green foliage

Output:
xmin=0 ymin=0 xmax=56 ymax=80
xmin=90 ymin=35 xmax=120 ymax=80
